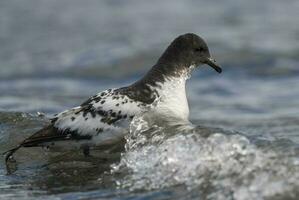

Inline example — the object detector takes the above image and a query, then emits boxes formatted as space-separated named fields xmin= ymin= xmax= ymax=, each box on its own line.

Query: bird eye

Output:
xmin=195 ymin=47 xmax=205 ymax=52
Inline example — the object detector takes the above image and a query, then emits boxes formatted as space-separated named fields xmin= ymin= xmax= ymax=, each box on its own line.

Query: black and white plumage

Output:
xmin=4 ymin=33 xmax=222 ymax=170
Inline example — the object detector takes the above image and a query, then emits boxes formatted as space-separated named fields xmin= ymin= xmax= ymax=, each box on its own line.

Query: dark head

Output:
xmin=157 ymin=33 xmax=222 ymax=74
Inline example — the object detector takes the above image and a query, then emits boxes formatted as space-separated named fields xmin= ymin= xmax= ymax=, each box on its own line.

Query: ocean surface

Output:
xmin=0 ymin=0 xmax=299 ymax=199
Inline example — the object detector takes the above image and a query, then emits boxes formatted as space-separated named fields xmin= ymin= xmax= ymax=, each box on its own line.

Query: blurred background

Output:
xmin=0 ymin=0 xmax=298 ymax=115
xmin=0 ymin=1 xmax=299 ymax=199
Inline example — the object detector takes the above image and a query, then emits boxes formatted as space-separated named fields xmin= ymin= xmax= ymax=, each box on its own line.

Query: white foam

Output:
xmin=112 ymin=116 xmax=299 ymax=199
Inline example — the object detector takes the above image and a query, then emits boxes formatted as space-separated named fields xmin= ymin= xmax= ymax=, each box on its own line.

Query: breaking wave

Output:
xmin=112 ymin=114 xmax=299 ymax=199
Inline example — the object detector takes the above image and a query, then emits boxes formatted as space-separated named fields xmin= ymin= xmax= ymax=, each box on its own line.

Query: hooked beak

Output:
xmin=204 ymin=58 xmax=222 ymax=73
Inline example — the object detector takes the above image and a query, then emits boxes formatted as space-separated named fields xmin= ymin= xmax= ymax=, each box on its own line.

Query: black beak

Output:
xmin=204 ymin=58 xmax=222 ymax=73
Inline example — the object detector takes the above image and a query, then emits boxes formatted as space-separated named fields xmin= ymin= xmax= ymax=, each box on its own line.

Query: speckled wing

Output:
xmin=21 ymin=88 xmax=147 ymax=148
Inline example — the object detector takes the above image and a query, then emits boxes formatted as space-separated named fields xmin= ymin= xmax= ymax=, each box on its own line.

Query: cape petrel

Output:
xmin=3 ymin=33 xmax=222 ymax=171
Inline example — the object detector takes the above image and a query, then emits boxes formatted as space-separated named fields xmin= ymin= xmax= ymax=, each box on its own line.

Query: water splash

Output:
xmin=112 ymin=115 xmax=299 ymax=199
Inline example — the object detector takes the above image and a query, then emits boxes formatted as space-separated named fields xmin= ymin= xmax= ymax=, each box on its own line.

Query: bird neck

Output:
xmin=139 ymin=63 xmax=193 ymax=86
xmin=135 ymin=65 xmax=191 ymax=121
xmin=127 ymin=63 xmax=194 ymax=121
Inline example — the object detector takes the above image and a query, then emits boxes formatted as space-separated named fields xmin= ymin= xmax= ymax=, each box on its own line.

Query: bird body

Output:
xmin=3 ymin=33 xmax=222 ymax=173
xmin=20 ymin=88 xmax=150 ymax=150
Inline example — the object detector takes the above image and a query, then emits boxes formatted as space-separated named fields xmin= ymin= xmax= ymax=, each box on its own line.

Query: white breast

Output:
xmin=150 ymin=76 xmax=189 ymax=121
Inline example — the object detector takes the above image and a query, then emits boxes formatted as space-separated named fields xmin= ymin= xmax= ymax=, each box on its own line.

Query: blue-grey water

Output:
xmin=0 ymin=0 xmax=299 ymax=199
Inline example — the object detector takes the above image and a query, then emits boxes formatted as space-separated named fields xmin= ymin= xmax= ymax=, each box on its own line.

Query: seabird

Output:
xmin=3 ymin=33 xmax=222 ymax=172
